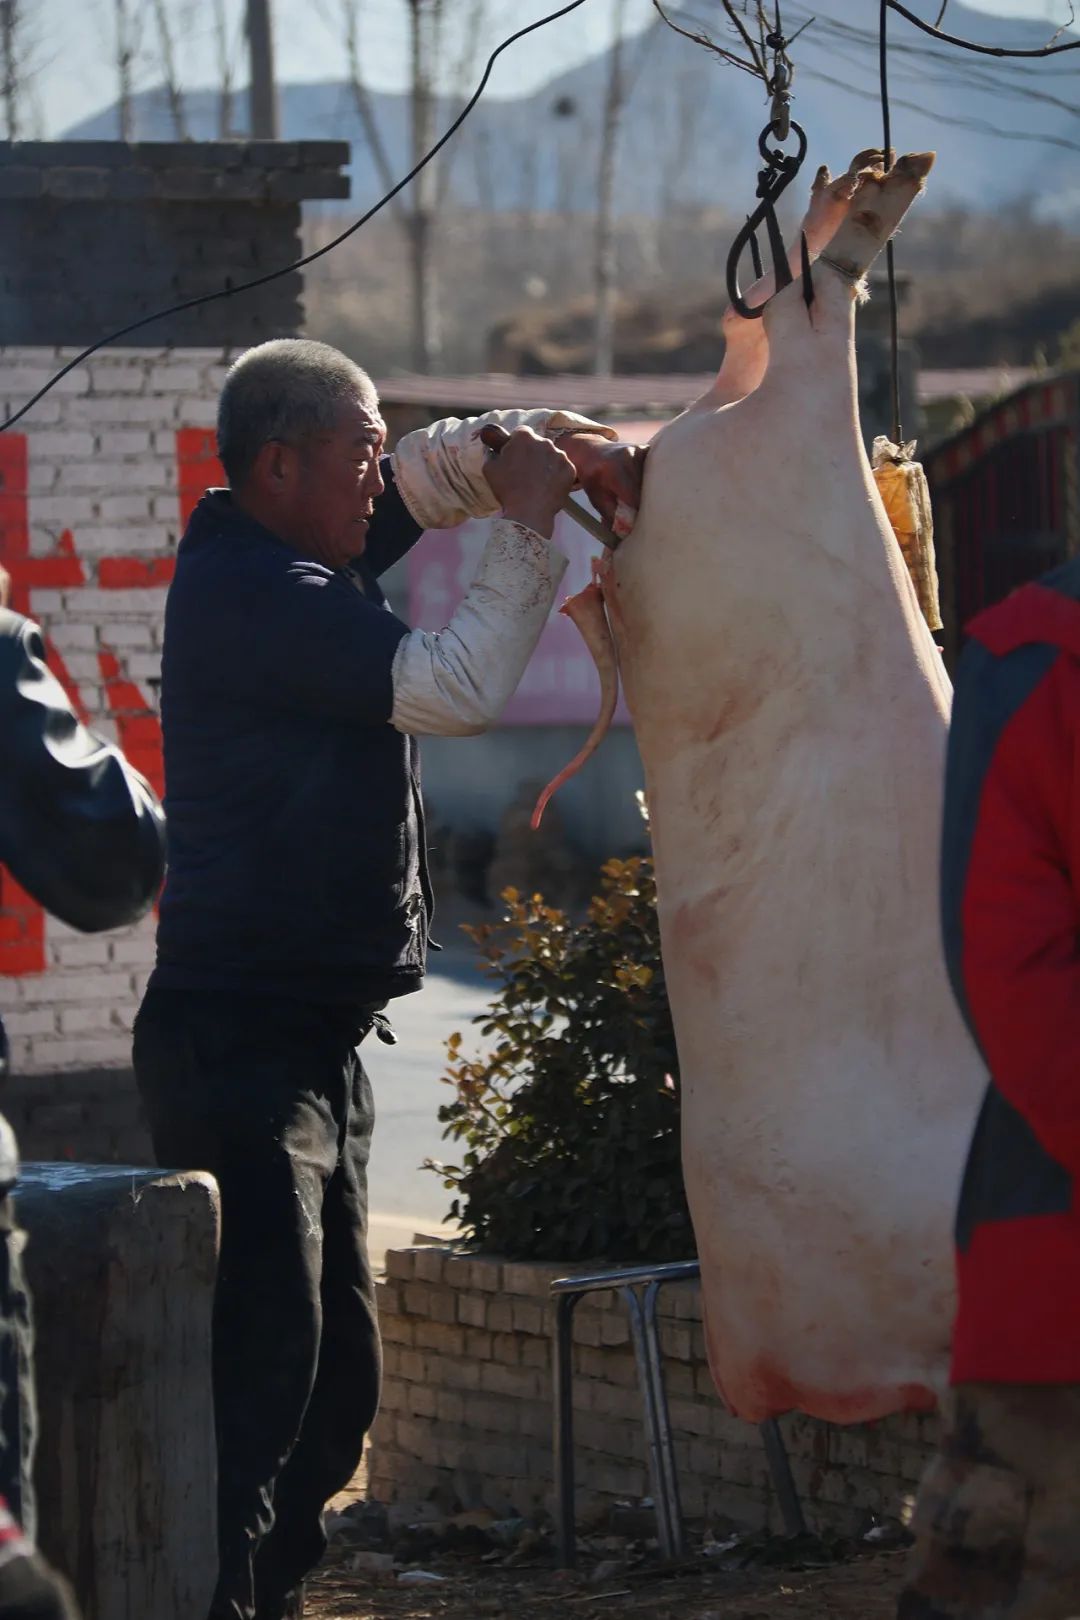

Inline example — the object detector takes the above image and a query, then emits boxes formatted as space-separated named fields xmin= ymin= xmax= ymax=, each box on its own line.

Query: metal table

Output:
xmin=550 ymin=1259 xmax=806 ymax=1565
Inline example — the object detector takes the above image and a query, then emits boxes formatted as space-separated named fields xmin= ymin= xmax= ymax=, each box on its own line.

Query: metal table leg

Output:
xmin=759 ymin=1417 xmax=807 ymax=1536
xmin=642 ymin=1278 xmax=686 ymax=1559
xmin=553 ymin=1291 xmax=579 ymax=1567
xmin=622 ymin=1285 xmax=678 ymax=1560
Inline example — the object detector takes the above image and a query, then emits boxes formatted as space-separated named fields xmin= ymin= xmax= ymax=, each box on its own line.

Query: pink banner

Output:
xmin=407 ymin=421 xmax=663 ymax=726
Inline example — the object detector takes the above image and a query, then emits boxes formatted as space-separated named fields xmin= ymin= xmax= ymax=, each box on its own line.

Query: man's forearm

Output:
xmin=391 ymin=409 xmax=617 ymax=531
xmin=389 ymin=518 xmax=567 ymax=737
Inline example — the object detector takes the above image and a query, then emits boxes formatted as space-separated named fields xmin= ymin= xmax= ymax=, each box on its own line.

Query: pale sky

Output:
xmin=19 ymin=0 xmax=1080 ymax=140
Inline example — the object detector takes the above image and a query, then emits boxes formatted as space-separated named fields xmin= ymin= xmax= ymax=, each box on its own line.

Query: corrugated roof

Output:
xmin=374 ymin=372 xmax=713 ymax=415
xmin=374 ymin=367 xmax=1040 ymax=416
xmin=918 ymin=368 xmax=1037 ymax=404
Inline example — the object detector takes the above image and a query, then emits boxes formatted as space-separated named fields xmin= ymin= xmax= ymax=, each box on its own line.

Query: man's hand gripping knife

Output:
xmin=386 ymin=409 xmax=641 ymax=739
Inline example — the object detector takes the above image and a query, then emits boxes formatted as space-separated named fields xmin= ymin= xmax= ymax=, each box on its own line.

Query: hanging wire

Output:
xmin=880 ymin=0 xmax=903 ymax=445
xmin=1 ymin=0 xmax=590 ymax=432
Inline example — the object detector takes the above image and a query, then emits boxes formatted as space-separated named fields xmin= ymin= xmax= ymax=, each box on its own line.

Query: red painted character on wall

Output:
xmin=0 ymin=426 xmax=223 ymax=975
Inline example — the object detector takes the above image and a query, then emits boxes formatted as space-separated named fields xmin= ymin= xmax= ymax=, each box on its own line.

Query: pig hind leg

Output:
xmin=708 ymin=156 xmax=880 ymax=408
xmin=760 ymin=152 xmax=935 ymax=376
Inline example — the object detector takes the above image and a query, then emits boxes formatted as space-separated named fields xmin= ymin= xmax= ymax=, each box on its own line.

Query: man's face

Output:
xmin=287 ymin=395 xmax=388 ymax=570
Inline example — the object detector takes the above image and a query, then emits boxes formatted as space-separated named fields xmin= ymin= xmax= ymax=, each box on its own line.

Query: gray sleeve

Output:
xmin=390 ymin=518 xmax=568 ymax=737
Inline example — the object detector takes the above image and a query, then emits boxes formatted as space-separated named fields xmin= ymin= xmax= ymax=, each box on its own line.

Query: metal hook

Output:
xmin=725 ymin=119 xmax=808 ymax=321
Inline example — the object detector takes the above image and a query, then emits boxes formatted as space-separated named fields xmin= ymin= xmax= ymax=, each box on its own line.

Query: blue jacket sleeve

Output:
xmin=361 ymin=460 xmax=425 ymax=580
xmin=0 ymin=609 xmax=166 ymax=933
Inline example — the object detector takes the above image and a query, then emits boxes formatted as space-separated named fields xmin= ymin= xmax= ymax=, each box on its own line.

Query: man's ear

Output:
xmin=250 ymin=439 xmax=295 ymax=496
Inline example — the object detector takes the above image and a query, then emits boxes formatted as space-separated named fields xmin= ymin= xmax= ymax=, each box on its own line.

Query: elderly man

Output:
xmin=132 ymin=339 xmax=645 ymax=1620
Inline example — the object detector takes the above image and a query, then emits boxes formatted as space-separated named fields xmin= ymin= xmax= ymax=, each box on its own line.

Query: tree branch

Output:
xmin=887 ymin=0 xmax=1080 ymax=57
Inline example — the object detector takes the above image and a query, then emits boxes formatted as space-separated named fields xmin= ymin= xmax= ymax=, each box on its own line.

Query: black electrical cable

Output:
xmin=0 ymin=0 xmax=591 ymax=433
xmin=880 ymin=0 xmax=903 ymax=446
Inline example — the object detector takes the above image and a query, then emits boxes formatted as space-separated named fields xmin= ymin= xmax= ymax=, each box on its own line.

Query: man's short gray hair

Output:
xmin=217 ymin=338 xmax=377 ymax=488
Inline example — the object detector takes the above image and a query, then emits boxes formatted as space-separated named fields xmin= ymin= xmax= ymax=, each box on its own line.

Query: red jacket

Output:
xmin=944 ymin=567 xmax=1080 ymax=1384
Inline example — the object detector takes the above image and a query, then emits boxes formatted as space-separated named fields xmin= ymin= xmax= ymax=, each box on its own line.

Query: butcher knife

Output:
xmin=479 ymin=423 xmax=622 ymax=551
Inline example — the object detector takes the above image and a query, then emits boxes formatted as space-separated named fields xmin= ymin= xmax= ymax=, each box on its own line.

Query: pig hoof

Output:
xmin=848 ymin=147 xmax=886 ymax=176
xmin=894 ymin=151 xmax=936 ymax=184
xmin=818 ymin=151 xmax=936 ymax=281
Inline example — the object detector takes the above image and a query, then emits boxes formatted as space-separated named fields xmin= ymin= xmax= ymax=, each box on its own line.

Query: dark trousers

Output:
xmin=133 ymin=988 xmax=382 ymax=1620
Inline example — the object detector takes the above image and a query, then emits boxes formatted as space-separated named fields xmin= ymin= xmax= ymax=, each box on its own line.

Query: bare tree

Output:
xmin=593 ymin=0 xmax=630 ymax=374
xmin=213 ymin=0 xmax=235 ymax=137
xmin=341 ymin=0 xmax=404 ymax=220
xmin=406 ymin=0 xmax=444 ymax=371
xmin=114 ymin=0 xmax=136 ymax=138
xmin=1 ymin=0 xmax=18 ymax=140
xmin=152 ymin=0 xmax=188 ymax=137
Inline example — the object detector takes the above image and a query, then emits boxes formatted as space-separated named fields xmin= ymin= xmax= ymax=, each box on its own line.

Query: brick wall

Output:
xmin=0 ymin=141 xmax=349 ymax=348
xmin=368 ymin=1246 xmax=941 ymax=1537
xmin=4 ymin=1068 xmax=150 ymax=1166
xmin=0 ymin=344 xmax=227 ymax=1078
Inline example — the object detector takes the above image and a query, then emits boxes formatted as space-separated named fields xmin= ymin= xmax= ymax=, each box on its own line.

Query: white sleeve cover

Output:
xmin=390 ymin=407 xmax=618 ymax=531
xmin=390 ymin=518 xmax=568 ymax=737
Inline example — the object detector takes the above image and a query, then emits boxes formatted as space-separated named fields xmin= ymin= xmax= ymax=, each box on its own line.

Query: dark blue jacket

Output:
xmin=0 ymin=609 xmax=165 ymax=932
xmin=150 ymin=465 xmax=432 ymax=1009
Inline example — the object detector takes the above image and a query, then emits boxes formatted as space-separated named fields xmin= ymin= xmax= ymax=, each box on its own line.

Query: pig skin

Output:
xmin=606 ymin=155 xmax=986 ymax=1424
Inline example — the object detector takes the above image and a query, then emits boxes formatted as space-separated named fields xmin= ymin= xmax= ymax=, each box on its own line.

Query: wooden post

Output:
xmin=18 ymin=1165 xmax=220 ymax=1620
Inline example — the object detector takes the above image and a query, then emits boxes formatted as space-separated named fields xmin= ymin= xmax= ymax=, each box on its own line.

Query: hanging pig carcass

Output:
xmin=543 ymin=151 xmax=987 ymax=1425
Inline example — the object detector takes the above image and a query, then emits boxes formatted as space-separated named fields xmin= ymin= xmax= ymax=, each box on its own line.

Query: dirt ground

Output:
xmin=307 ymin=1544 xmax=908 ymax=1620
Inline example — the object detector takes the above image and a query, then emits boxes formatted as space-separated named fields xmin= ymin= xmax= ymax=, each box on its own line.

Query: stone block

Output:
xmin=464 ymin=1329 xmax=492 ymax=1361
xmin=297 ymin=140 xmax=352 ymax=165
xmin=407 ymin=1384 xmax=438 ymax=1420
xmin=267 ymin=170 xmax=350 ymax=201
xmin=521 ymin=1338 xmax=549 ymax=1371
xmin=502 ymin=1261 xmax=555 ymax=1299
xmin=385 ymin=1248 xmax=417 ymax=1283
xmin=379 ymin=1315 xmax=413 ymax=1349
xmin=19 ymin=1165 xmax=219 ymax=1620
xmin=0 ymin=169 xmax=43 ymax=199
xmin=490 ymin=1332 xmax=520 ymax=1366
xmin=43 ymin=168 xmax=109 ymax=200
xmin=428 ymin=1288 xmax=457 ymax=1326
xmin=486 ymin=1298 xmax=513 ymax=1334
xmin=434 ymin=1356 xmax=480 ymax=1393
xmin=414 ymin=1321 xmax=464 ymax=1357
xmin=377 ymin=1378 xmax=408 ymax=1415
xmin=456 ymin=1292 xmax=486 ymax=1329
xmin=403 ymin=1281 xmax=433 ymax=1319
xmin=411 ymin=1246 xmax=447 ymax=1286
xmin=479 ymin=1362 xmax=542 ymax=1401
xmin=599 ymin=1309 xmax=629 ymax=1348
xmin=511 ymin=1299 xmax=544 ymax=1337
xmin=436 ymin=1389 xmax=465 ymax=1425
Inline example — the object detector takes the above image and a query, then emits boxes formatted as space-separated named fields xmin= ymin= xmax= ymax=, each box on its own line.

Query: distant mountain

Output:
xmin=62 ymin=1 xmax=1080 ymax=221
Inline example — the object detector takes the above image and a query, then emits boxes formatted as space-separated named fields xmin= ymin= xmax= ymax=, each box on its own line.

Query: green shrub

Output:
xmin=427 ymin=855 xmax=695 ymax=1262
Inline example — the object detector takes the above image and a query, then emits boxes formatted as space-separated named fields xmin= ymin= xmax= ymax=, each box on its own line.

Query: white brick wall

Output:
xmin=0 ymin=345 xmax=234 ymax=1073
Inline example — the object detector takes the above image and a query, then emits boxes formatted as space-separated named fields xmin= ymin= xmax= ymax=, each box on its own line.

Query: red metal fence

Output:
xmin=924 ymin=373 xmax=1080 ymax=669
